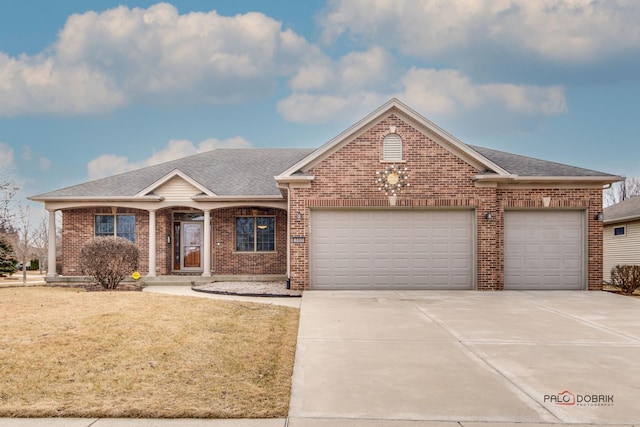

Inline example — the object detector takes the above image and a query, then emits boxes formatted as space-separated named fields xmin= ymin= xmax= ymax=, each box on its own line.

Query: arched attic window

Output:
xmin=383 ymin=133 xmax=403 ymax=161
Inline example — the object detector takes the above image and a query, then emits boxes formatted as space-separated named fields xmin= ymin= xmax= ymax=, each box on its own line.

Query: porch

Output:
xmin=45 ymin=204 xmax=290 ymax=282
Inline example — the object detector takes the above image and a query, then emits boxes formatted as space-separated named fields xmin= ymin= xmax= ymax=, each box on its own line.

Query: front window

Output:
xmin=236 ymin=216 xmax=275 ymax=252
xmin=95 ymin=214 xmax=136 ymax=242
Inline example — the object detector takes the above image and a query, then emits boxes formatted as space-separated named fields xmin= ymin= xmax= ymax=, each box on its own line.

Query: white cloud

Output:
xmin=0 ymin=143 xmax=15 ymax=169
xmin=278 ymin=92 xmax=386 ymax=124
xmin=0 ymin=53 xmax=126 ymax=115
xmin=278 ymin=67 xmax=566 ymax=124
xmin=398 ymin=68 xmax=567 ymax=116
xmin=0 ymin=3 xmax=319 ymax=116
xmin=87 ymin=136 xmax=252 ymax=180
xmin=320 ymin=0 xmax=640 ymax=64
xmin=21 ymin=146 xmax=51 ymax=172
xmin=289 ymin=46 xmax=392 ymax=92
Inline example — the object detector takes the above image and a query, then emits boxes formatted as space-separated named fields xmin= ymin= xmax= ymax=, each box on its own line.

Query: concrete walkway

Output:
xmin=0 ymin=272 xmax=46 ymax=287
xmin=143 ymin=285 xmax=301 ymax=308
xmin=289 ymin=290 xmax=640 ymax=426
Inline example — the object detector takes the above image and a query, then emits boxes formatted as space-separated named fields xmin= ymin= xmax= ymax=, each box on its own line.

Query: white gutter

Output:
xmin=191 ymin=195 xmax=284 ymax=201
xmin=604 ymin=214 xmax=640 ymax=225
xmin=276 ymin=182 xmax=292 ymax=287
xmin=274 ymin=174 xmax=315 ymax=183
xmin=28 ymin=195 xmax=165 ymax=202
xmin=473 ymin=174 xmax=623 ymax=183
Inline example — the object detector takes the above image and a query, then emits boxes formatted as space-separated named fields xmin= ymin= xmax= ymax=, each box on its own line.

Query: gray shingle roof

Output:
xmin=468 ymin=145 xmax=614 ymax=177
xmin=604 ymin=197 xmax=640 ymax=223
xmin=33 ymin=149 xmax=314 ymax=199
xmin=33 ymin=142 xmax=619 ymax=201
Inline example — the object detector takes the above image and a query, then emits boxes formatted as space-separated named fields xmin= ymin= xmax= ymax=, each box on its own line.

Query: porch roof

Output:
xmin=32 ymin=148 xmax=314 ymax=200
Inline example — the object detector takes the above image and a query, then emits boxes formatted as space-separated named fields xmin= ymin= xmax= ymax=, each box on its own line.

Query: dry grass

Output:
xmin=0 ymin=287 xmax=300 ymax=418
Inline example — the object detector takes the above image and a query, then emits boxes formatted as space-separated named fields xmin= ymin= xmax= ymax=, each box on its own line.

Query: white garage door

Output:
xmin=504 ymin=211 xmax=585 ymax=290
xmin=310 ymin=210 xmax=474 ymax=290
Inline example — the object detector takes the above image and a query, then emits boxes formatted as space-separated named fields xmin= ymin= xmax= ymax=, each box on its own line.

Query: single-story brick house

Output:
xmin=31 ymin=99 xmax=621 ymax=290
xmin=603 ymin=197 xmax=640 ymax=281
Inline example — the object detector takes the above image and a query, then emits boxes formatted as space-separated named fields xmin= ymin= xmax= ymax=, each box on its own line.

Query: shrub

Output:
xmin=610 ymin=264 xmax=640 ymax=295
xmin=79 ymin=237 xmax=139 ymax=290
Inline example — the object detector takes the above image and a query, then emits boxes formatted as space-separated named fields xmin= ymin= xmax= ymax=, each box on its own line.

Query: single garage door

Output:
xmin=504 ymin=211 xmax=585 ymax=290
xmin=310 ymin=210 xmax=474 ymax=290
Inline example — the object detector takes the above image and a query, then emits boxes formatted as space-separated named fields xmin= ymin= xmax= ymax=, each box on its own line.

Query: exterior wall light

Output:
xmin=485 ymin=212 xmax=493 ymax=220
xmin=167 ymin=235 xmax=171 ymax=244
xmin=296 ymin=212 xmax=302 ymax=221
xmin=594 ymin=212 xmax=604 ymax=221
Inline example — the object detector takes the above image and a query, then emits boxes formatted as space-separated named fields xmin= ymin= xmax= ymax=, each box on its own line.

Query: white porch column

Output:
xmin=46 ymin=209 xmax=57 ymax=277
xmin=147 ymin=210 xmax=157 ymax=277
xmin=202 ymin=210 xmax=211 ymax=277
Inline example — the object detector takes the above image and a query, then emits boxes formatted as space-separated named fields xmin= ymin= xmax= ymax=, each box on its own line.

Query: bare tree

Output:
xmin=604 ymin=178 xmax=640 ymax=207
xmin=0 ymin=173 xmax=18 ymax=235
xmin=0 ymin=174 xmax=19 ymax=276
xmin=11 ymin=204 xmax=34 ymax=284
xmin=31 ymin=213 xmax=48 ymax=274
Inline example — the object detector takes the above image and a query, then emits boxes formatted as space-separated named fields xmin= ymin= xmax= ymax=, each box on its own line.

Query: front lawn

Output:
xmin=0 ymin=287 xmax=299 ymax=418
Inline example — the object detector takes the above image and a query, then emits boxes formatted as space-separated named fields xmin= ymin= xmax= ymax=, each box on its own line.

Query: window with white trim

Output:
xmin=95 ymin=214 xmax=136 ymax=242
xmin=235 ymin=216 xmax=275 ymax=252
xmin=383 ymin=134 xmax=403 ymax=161
xmin=614 ymin=226 xmax=626 ymax=236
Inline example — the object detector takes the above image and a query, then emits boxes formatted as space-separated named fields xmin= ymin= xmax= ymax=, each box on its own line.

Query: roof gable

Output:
xmin=137 ymin=169 xmax=214 ymax=198
xmin=276 ymin=98 xmax=510 ymax=180
xmin=276 ymin=98 xmax=622 ymax=185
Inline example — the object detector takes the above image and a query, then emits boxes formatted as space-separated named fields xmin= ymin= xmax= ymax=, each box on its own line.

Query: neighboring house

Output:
xmin=603 ymin=197 xmax=640 ymax=282
xmin=31 ymin=99 xmax=622 ymax=291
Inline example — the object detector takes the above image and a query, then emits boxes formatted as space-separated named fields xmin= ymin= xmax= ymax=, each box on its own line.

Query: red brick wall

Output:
xmin=211 ymin=207 xmax=287 ymax=275
xmin=61 ymin=208 xmax=151 ymax=275
xmin=62 ymin=207 xmax=287 ymax=277
xmin=287 ymin=113 xmax=603 ymax=291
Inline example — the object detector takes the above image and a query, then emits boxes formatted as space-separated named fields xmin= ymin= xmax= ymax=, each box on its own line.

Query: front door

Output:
xmin=181 ymin=222 xmax=202 ymax=270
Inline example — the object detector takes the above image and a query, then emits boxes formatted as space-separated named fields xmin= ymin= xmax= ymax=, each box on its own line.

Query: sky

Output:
xmin=1 ymin=0 xmax=640 ymax=221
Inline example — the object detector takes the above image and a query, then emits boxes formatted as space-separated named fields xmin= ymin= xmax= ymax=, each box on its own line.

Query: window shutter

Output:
xmin=383 ymin=134 xmax=402 ymax=161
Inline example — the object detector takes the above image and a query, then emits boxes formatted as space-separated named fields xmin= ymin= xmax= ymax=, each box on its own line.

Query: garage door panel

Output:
xmin=505 ymin=211 xmax=584 ymax=290
xmin=310 ymin=210 xmax=474 ymax=290
xmin=452 ymin=242 xmax=469 ymax=253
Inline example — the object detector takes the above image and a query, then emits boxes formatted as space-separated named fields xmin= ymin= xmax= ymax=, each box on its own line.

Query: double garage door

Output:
xmin=309 ymin=209 xmax=585 ymax=290
xmin=310 ymin=210 xmax=474 ymax=290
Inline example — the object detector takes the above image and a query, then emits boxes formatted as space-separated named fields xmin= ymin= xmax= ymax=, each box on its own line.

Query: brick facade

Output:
xmin=56 ymin=111 xmax=605 ymax=291
xmin=61 ymin=206 xmax=287 ymax=276
xmin=287 ymin=114 xmax=603 ymax=291
xmin=210 ymin=207 xmax=287 ymax=275
xmin=62 ymin=207 xmax=153 ymax=275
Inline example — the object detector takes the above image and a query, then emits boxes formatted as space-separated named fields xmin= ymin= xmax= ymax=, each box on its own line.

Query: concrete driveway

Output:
xmin=288 ymin=290 xmax=640 ymax=426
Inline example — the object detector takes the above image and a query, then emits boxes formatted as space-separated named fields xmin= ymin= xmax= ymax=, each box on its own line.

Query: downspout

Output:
xmin=277 ymin=181 xmax=297 ymax=289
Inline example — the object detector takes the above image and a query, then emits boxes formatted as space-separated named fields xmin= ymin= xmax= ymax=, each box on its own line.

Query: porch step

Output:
xmin=46 ymin=274 xmax=287 ymax=287
xmin=143 ymin=275 xmax=287 ymax=286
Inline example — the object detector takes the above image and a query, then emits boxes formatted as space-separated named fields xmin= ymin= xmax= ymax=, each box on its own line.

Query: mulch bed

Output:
xmin=193 ymin=281 xmax=302 ymax=297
